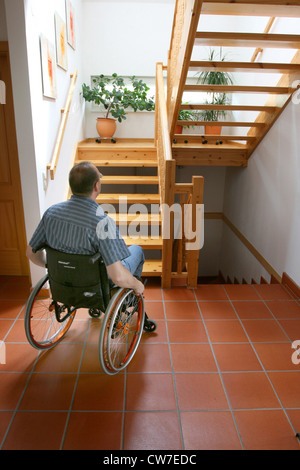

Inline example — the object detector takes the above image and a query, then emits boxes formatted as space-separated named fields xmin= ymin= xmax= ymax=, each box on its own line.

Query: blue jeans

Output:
xmin=121 ymin=245 xmax=145 ymax=279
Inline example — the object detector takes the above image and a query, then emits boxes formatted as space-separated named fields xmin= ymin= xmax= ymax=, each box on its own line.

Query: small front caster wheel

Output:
xmin=89 ymin=308 xmax=102 ymax=318
xmin=143 ymin=319 xmax=157 ymax=332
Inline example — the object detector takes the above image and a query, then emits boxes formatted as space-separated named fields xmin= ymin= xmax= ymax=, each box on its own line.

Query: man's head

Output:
xmin=69 ymin=162 xmax=102 ymax=198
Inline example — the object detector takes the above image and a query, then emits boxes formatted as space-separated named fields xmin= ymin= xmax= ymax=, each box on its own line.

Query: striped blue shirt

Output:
xmin=29 ymin=195 xmax=130 ymax=267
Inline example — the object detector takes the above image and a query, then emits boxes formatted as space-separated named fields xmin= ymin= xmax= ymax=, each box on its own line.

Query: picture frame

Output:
xmin=55 ymin=12 xmax=68 ymax=71
xmin=40 ymin=34 xmax=57 ymax=99
xmin=66 ymin=0 xmax=76 ymax=50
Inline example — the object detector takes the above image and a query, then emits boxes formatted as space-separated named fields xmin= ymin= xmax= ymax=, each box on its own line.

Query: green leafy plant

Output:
xmin=195 ymin=48 xmax=233 ymax=122
xmin=82 ymin=73 xmax=155 ymax=123
xmin=178 ymin=104 xmax=198 ymax=128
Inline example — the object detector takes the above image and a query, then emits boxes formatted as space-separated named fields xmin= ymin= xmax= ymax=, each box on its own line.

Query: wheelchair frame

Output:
xmin=24 ymin=247 xmax=157 ymax=375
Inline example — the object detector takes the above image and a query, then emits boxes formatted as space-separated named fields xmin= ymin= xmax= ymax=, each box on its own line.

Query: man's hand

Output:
xmin=107 ymin=261 xmax=144 ymax=296
xmin=26 ymin=245 xmax=46 ymax=268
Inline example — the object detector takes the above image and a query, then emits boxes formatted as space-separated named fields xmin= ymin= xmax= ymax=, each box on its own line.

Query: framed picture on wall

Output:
xmin=66 ymin=0 xmax=76 ymax=50
xmin=55 ymin=12 xmax=68 ymax=71
xmin=40 ymin=34 xmax=57 ymax=99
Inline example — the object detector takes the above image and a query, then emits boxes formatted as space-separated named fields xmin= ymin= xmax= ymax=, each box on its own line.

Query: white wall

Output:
xmin=81 ymin=0 xmax=175 ymax=138
xmin=5 ymin=0 xmax=85 ymax=284
xmin=221 ymin=97 xmax=300 ymax=285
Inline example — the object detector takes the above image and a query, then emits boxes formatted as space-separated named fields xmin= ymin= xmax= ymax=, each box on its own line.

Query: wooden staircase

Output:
xmin=168 ymin=0 xmax=300 ymax=166
xmin=75 ymin=138 xmax=163 ymax=278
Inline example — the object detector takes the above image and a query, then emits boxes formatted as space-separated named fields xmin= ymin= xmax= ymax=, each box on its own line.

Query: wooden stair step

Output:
xmin=189 ymin=60 xmax=300 ymax=74
xmin=123 ymin=236 xmax=163 ymax=249
xmin=201 ymin=3 xmax=300 ymax=19
xmin=101 ymin=175 xmax=159 ymax=185
xmin=142 ymin=259 xmax=162 ymax=276
xmin=194 ymin=32 xmax=300 ymax=49
xmin=78 ymin=138 xmax=156 ymax=151
xmin=177 ymin=120 xmax=266 ymax=128
xmin=96 ymin=193 xmax=160 ymax=204
xmin=108 ymin=213 xmax=161 ymax=225
xmin=75 ymin=159 xmax=157 ymax=168
xmin=173 ymin=134 xmax=257 ymax=142
xmin=180 ymin=104 xmax=279 ymax=112
xmin=184 ymin=84 xmax=296 ymax=94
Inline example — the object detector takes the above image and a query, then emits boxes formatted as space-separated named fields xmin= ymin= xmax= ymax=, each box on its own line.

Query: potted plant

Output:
xmin=175 ymin=105 xmax=197 ymax=134
xmin=195 ymin=48 xmax=233 ymax=135
xmin=82 ymin=73 xmax=155 ymax=138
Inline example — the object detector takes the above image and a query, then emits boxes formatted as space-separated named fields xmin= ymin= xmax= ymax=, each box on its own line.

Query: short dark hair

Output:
xmin=69 ymin=161 xmax=99 ymax=196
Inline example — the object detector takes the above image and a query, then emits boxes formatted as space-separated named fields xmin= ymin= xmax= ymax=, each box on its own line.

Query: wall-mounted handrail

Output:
xmin=47 ymin=69 xmax=78 ymax=180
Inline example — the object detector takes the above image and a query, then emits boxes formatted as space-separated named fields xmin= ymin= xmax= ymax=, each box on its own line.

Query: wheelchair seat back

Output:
xmin=45 ymin=246 xmax=110 ymax=311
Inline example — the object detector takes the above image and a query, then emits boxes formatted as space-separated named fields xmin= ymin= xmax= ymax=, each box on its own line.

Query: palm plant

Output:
xmin=196 ymin=48 xmax=233 ymax=122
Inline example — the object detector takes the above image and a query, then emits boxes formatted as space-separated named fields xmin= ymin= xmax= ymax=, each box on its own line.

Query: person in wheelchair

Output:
xmin=26 ymin=161 xmax=145 ymax=296
xmin=25 ymin=161 xmax=156 ymax=374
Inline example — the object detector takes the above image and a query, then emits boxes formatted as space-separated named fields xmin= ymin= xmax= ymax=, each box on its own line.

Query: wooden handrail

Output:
xmin=167 ymin=0 xmax=202 ymax=138
xmin=155 ymin=63 xmax=172 ymax=162
xmin=47 ymin=69 xmax=78 ymax=180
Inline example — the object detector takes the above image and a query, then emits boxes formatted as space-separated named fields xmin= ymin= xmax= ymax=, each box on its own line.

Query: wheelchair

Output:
xmin=24 ymin=246 xmax=157 ymax=375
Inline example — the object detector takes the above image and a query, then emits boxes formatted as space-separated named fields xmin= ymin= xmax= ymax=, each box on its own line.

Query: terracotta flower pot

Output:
xmin=175 ymin=124 xmax=183 ymax=134
xmin=96 ymin=118 xmax=116 ymax=138
xmin=205 ymin=125 xmax=222 ymax=135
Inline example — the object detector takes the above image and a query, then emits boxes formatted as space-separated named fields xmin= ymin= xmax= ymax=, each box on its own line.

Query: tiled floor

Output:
xmin=1 ymin=275 xmax=300 ymax=450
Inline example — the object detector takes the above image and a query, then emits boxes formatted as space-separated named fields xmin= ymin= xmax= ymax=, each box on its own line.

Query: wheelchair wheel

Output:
xmin=99 ymin=288 xmax=145 ymax=375
xmin=24 ymin=274 xmax=76 ymax=350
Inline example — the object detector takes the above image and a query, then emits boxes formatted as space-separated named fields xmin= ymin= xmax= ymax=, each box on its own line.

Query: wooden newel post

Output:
xmin=186 ymin=176 xmax=204 ymax=288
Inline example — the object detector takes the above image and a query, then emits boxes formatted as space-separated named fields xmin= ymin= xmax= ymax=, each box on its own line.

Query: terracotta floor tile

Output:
xmin=33 ymin=343 xmax=84 ymax=373
xmin=268 ymin=371 xmax=300 ymax=408
xmin=127 ymin=343 xmax=172 ymax=373
xmin=163 ymin=287 xmax=196 ymax=301
xmin=72 ymin=373 xmax=125 ymax=411
xmin=80 ymin=343 xmax=103 ymax=373
xmin=62 ymin=319 xmax=90 ymax=343
xmin=0 ymin=373 xmax=29 ymax=410
xmin=222 ymin=372 xmax=281 ymax=410
xmin=181 ymin=411 xmax=242 ymax=450
xmin=0 ymin=300 xmax=25 ymax=319
xmin=86 ymin=318 xmax=103 ymax=343
xmin=225 ymin=285 xmax=260 ymax=301
xmin=199 ymin=301 xmax=236 ymax=320
xmin=286 ymin=410 xmax=300 ymax=435
xmin=195 ymin=285 xmax=228 ymax=301
xmin=0 ymin=411 xmax=13 ymax=445
xmin=167 ymin=320 xmax=208 ymax=343
xmin=63 ymin=411 xmax=123 ymax=450
xmin=205 ymin=320 xmax=249 ymax=343
xmin=279 ymin=320 xmax=300 ymax=341
xmin=19 ymin=373 xmax=77 ymax=411
xmin=1 ymin=343 xmax=39 ymax=372
xmin=266 ymin=301 xmax=300 ymax=319
xmin=241 ymin=319 xmax=289 ymax=342
xmin=232 ymin=301 xmax=273 ymax=320
xmin=164 ymin=301 xmax=200 ymax=320
xmin=234 ymin=410 xmax=299 ymax=450
xmin=213 ymin=344 xmax=262 ymax=372
xmin=2 ymin=411 xmax=67 ymax=450
xmin=141 ymin=319 xmax=168 ymax=344
xmin=126 ymin=373 xmax=176 ymax=411
xmin=175 ymin=373 xmax=229 ymax=410
xmin=0 ymin=319 xmax=14 ymax=341
xmin=144 ymin=286 xmax=162 ymax=301
xmin=254 ymin=343 xmax=299 ymax=371
xmin=144 ymin=301 xmax=165 ymax=320
xmin=123 ymin=411 xmax=182 ymax=450
xmin=171 ymin=343 xmax=217 ymax=372
xmin=5 ymin=319 xmax=28 ymax=342
xmin=254 ymin=284 xmax=294 ymax=300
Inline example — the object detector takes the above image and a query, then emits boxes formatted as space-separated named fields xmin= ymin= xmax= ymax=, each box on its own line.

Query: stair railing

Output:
xmin=47 ymin=69 xmax=78 ymax=180
xmin=167 ymin=0 xmax=202 ymax=138
xmin=155 ymin=62 xmax=176 ymax=288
